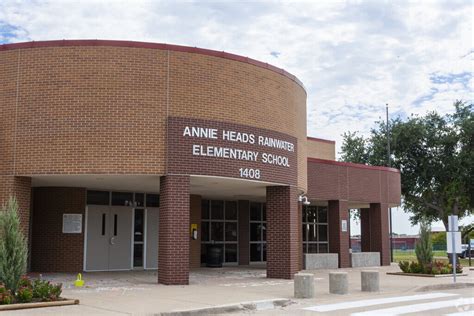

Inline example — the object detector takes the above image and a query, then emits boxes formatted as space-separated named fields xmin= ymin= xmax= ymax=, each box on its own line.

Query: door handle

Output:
xmin=110 ymin=236 xmax=116 ymax=245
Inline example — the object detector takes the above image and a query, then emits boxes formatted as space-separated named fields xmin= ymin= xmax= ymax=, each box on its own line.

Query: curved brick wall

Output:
xmin=0 ymin=40 xmax=307 ymax=190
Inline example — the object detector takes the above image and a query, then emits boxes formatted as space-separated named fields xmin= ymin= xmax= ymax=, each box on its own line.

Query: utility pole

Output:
xmin=386 ymin=103 xmax=394 ymax=263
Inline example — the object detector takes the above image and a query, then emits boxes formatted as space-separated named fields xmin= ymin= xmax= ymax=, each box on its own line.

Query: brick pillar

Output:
xmin=238 ymin=200 xmax=250 ymax=265
xmin=328 ymin=200 xmax=350 ymax=268
xmin=297 ymin=202 xmax=303 ymax=270
xmin=158 ymin=175 xmax=190 ymax=285
xmin=369 ymin=203 xmax=390 ymax=266
xmin=189 ymin=195 xmax=201 ymax=269
xmin=360 ymin=208 xmax=371 ymax=252
xmin=266 ymin=186 xmax=300 ymax=279
xmin=0 ymin=176 xmax=31 ymax=240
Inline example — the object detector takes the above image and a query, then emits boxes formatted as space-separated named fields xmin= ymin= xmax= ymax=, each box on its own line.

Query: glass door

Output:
xmin=133 ymin=208 xmax=145 ymax=268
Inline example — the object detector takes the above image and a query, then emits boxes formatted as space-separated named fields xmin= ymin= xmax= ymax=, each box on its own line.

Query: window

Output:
xmin=303 ymin=205 xmax=329 ymax=253
xmin=201 ymin=200 xmax=238 ymax=264
xmin=87 ymin=191 xmax=110 ymax=205
xmin=111 ymin=192 xmax=134 ymax=206
xmin=146 ymin=194 xmax=159 ymax=207
xmin=250 ymin=202 xmax=266 ymax=262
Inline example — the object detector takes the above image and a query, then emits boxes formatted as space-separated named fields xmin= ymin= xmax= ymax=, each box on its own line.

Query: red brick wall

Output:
xmin=307 ymin=159 xmax=401 ymax=205
xmin=360 ymin=208 xmax=371 ymax=252
xmin=328 ymin=200 xmax=350 ymax=268
xmin=0 ymin=176 xmax=31 ymax=238
xmin=0 ymin=41 xmax=307 ymax=191
xmin=369 ymin=203 xmax=391 ymax=265
xmin=238 ymin=200 xmax=250 ymax=265
xmin=189 ymin=195 xmax=201 ymax=269
xmin=30 ymin=187 xmax=86 ymax=272
xmin=158 ymin=175 xmax=190 ymax=285
xmin=266 ymin=186 xmax=301 ymax=279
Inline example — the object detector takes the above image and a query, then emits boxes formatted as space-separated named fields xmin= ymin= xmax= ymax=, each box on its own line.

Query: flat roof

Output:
xmin=307 ymin=136 xmax=336 ymax=144
xmin=308 ymin=157 xmax=400 ymax=173
xmin=0 ymin=39 xmax=305 ymax=92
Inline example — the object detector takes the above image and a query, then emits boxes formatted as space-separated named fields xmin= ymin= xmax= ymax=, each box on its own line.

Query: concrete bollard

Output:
xmin=294 ymin=273 xmax=315 ymax=298
xmin=361 ymin=270 xmax=379 ymax=292
xmin=329 ymin=272 xmax=348 ymax=295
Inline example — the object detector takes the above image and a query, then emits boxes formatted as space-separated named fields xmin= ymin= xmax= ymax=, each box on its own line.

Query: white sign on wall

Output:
xmin=62 ymin=214 xmax=82 ymax=234
xmin=341 ymin=220 xmax=348 ymax=232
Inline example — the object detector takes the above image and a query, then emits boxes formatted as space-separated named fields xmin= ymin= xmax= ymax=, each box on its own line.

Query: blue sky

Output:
xmin=1 ymin=0 xmax=472 ymax=234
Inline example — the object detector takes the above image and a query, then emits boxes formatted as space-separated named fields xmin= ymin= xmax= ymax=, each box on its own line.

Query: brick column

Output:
xmin=266 ymin=186 xmax=300 ymax=279
xmin=369 ymin=203 xmax=390 ymax=266
xmin=158 ymin=175 xmax=190 ymax=285
xmin=328 ymin=200 xmax=350 ymax=268
xmin=238 ymin=200 xmax=250 ymax=265
xmin=0 ymin=176 xmax=31 ymax=240
xmin=189 ymin=195 xmax=201 ymax=269
xmin=360 ymin=208 xmax=371 ymax=252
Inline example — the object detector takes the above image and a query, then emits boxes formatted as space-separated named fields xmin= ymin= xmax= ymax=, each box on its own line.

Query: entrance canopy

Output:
xmin=31 ymin=174 xmax=286 ymax=202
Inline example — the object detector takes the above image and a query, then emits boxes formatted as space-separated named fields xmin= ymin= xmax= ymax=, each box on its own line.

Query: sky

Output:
xmin=0 ymin=0 xmax=472 ymax=235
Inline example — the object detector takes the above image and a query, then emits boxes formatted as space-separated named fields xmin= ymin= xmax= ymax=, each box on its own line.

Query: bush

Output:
xmin=16 ymin=286 xmax=33 ymax=303
xmin=409 ymin=261 xmax=423 ymax=273
xmin=0 ymin=198 xmax=28 ymax=293
xmin=398 ymin=261 xmax=410 ymax=273
xmin=415 ymin=220 xmax=433 ymax=266
xmin=32 ymin=279 xmax=62 ymax=302
xmin=0 ymin=283 xmax=13 ymax=305
xmin=399 ymin=260 xmax=463 ymax=275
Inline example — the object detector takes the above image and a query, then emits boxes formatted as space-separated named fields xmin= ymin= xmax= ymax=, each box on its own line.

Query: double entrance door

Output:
xmin=85 ymin=206 xmax=159 ymax=271
xmin=85 ymin=206 xmax=132 ymax=271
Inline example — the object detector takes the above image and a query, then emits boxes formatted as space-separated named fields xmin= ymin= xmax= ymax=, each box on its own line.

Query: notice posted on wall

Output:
xmin=62 ymin=214 xmax=82 ymax=234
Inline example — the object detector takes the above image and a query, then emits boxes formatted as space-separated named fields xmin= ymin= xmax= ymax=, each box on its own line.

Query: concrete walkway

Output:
xmin=3 ymin=264 xmax=474 ymax=315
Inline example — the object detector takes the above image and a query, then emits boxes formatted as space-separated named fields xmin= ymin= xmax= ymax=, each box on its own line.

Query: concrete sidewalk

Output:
xmin=3 ymin=264 xmax=474 ymax=315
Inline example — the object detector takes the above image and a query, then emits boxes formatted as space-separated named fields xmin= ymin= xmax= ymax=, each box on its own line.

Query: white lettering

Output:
xmin=222 ymin=130 xmax=255 ymax=144
xmin=184 ymin=126 xmax=218 ymax=139
xmin=262 ymin=153 xmax=290 ymax=167
xmin=192 ymin=145 xmax=259 ymax=162
xmin=258 ymin=136 xmax=294 ymax=152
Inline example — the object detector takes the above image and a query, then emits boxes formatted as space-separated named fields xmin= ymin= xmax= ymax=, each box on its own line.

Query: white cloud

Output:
xmin=0 ymin=0 xmax=472 ymax=233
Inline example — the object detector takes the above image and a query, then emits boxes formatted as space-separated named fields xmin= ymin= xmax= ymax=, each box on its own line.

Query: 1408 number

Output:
xmin=239 ymin=168 xmax=261 ymax=179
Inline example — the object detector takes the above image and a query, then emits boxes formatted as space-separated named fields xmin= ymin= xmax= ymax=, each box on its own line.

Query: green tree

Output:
xmin=340 ymin=101 xmax=473 ymax=230
xmin=415 ymin=220 xmax=433 ymax=265
xmin=431 ymin=232 xmax=446 ymax=250
xmin=0 ymin=198 xmax=28 ymax=293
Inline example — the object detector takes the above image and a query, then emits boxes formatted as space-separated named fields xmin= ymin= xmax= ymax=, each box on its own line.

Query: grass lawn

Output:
xmin=393 ymin=250 xmax=472 ymax=266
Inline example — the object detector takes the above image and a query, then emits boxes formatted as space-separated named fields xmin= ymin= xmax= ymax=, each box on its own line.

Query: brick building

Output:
xmin=0 ymin=40 xmax=401 ymax=285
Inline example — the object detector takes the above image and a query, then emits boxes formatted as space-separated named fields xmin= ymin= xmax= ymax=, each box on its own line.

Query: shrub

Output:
xmin=0 ymin=283 xmax=13 ymax=305
xmin=16 ymin=286 xmax=33 ymax=303
xmin=415 ymin=220 xmax=433 ymax=266
xmin=409 ymin=261 xmax=423 ymax=273
xmin=0 ymin=198 xmax=28 ymax=293
xmin=398 ymin=261 xmax=410 ymax=273
xmin=32 ymin=279 xmax=62 ymax=302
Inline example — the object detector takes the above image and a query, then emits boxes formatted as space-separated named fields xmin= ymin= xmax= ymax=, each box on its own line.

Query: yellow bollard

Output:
xmin=74 ymin=273 xmax=84 ymax=287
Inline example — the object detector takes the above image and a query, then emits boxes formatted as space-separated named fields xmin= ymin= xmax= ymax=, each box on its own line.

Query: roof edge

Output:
xmin=308 ymin=157 xmax=400 ymax=173
xmin=307 ymin=136 xmax=336 ymax=144
xmin=0 ymin=39 xmax=306 ymax=92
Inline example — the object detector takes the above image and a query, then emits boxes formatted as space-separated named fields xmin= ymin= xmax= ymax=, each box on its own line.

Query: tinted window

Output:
xmin=112 ymin=192 xmax=134 ymax=206
xmin=87 ymin=191 xmax=109 ymax=205
xmin=146 ymin=194 xmax=159 ymax=207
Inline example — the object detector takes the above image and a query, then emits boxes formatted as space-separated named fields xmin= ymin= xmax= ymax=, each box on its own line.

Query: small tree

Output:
xmin=415 ymin=220 xmax=433 ymax=266
xmin=0 ymin=198 xmax=28 ymax=293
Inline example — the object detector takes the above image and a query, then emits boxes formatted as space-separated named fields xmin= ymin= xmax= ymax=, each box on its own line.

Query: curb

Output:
xmin=416 ymin=282 xmax=474 ymax=292
xmin=159 ymin=298 xmax=292 ymax=315
xmin=0 ymin=299 xmax=79 ymax=311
